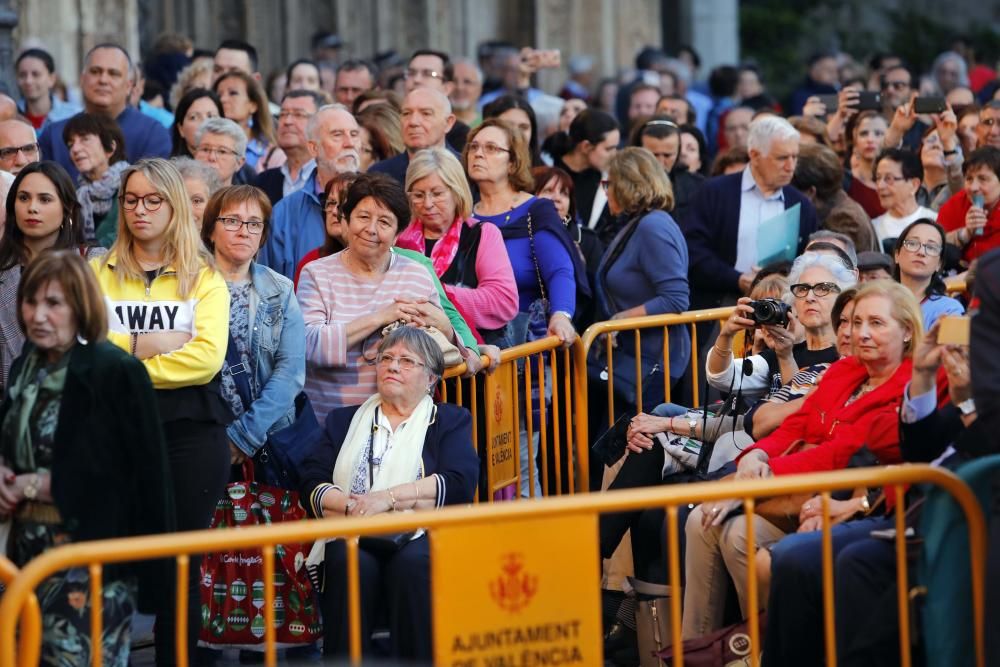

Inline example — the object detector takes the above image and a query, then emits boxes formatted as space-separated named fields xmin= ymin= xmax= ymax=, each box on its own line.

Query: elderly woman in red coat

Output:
xmin=681 ymin=280 xmax=922 ymax=640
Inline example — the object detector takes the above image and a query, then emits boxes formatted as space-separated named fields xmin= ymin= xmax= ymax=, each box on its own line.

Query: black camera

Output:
xmin=748 ymin=298 xmax=791 ymax=327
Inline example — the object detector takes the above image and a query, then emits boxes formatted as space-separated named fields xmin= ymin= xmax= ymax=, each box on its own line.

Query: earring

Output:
xmin=76 ymin=333 xmax=88 ymax=345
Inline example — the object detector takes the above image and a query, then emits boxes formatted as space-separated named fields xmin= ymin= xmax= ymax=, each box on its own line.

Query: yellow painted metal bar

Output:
xmin=539 ymin=353 xmax=549 ymax=497
xmin=549 ymin=348 xmax=561 ymax=496
xmin=89 ymin=564 xmax=103 ymax=667
xmin=175 ymin=555 xmax=189 ymax=667
xmin=524 ymin=350 xmax=536 ymax=499
xmin=634 ymin=329 xmax=643 ymax=413
xmin=262 ymin=546 xmax=277 ymax=667
xmin=666 ymin=505 xmax=684 ymax=667
xmin=0 ymin=465 xmax=985 ymax=667
xmin=347 ymin=537 xmax=362 ymax=665
xmin=821 ymin=493 xmax=837 ymax=667
xmin=562 ymin=346 xmax=574 ymax=494
xmin=743 ymin=499 xmax=760 ymax=667
xmin=895 ymin=485 xmax=912 ymax=667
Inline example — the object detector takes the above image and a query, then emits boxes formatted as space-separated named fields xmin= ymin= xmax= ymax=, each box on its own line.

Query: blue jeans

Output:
xmin=762 ymin=516 xmax=894 ymax=666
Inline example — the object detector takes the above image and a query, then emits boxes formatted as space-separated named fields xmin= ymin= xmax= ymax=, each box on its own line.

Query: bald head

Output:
xmin=0 ymin=95 xmax=16 ymax=122
xmin=0 ymin=120 xmax=39 ymax=174
xmin=401 ymin=88 xmax=455 ymax=154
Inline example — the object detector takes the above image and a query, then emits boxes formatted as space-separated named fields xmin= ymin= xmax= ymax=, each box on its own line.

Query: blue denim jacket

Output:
xmin=227 ymin=262 xmax=306 ymax=456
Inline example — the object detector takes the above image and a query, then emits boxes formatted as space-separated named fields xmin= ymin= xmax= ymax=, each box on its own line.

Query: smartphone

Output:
xmin=937 ymin=315 xmax=970 ymax=346
xmin=913 ymin=96 xmax=947 ymax=114
xmin=851 ymin=91 xmax=882 ymax=111
xmin=817 ymin=94 xmax=839 ymax=112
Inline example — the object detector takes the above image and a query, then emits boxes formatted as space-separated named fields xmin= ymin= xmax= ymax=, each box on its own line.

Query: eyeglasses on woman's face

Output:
xmin=790 ymin=282 xmax=841 ymax=298
xmin=466 ymin=141 xmax=510 ymax=157
xmin=407 ymin=188 xmax=450 ymax=206
xmin=217 ymin=216 xmax=265 ymax=235
xmin=375 ymin=353 xmax=426 ymax=371
xmin=120 ymin=192 xmax=165 ymax=211
xmin=899 ymin=238 xmax=942 ymax=256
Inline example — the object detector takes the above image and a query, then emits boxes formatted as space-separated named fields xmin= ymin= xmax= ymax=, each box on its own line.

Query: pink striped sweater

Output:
xmin=297 ymin=251 xmax=440 ymax=422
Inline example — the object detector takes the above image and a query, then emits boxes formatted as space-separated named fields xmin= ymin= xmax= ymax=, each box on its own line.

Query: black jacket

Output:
xmin=300 ymin=402 xmax=479 ymax=514
xmin=253 ymin=167 xmax=285 ymax=206
xmin=1 ymin=341 xmax=175 ymax=610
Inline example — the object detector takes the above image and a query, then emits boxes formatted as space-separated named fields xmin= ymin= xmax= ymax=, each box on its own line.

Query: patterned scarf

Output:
xmin=77 ymin=161 xmax=130 ymax=244
xmin=1 ymin=347 xmax=69 ymax=472
xmin=395 ymin=216 xmax=465 ymax=278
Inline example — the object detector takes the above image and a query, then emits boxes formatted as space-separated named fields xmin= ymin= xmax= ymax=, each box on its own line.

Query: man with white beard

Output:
xmin=258 ymin=103 xmax=361 ymax=278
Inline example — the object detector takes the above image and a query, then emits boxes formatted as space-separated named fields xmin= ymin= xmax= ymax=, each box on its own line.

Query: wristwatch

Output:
xmin=859 ymin=494 xmax=871 ymax=515
xmin=22 ymin=473 xmax=40 ymax=500
xmin=687 ymin=418 xmax=699 ymax=437
xmin=957 ymin=398 xmax=976 ymax=415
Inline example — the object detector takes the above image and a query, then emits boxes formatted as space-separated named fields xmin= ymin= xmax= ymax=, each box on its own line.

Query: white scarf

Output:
xmin=305 ymin=393 xmax=435 ymax=583
xmin=332 ymin=393 xmax=434 ymax=492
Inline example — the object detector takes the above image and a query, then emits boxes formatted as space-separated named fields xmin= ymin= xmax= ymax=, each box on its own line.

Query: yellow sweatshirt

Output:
xmin=90 ymin=254 xmax=230 ymax=390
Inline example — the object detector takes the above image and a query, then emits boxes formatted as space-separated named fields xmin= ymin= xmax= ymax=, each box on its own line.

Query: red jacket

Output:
xmin=937 ymin=190 xmax=1000 ymax=264
xmin=740 ymin=356 xmax=912 ymax=476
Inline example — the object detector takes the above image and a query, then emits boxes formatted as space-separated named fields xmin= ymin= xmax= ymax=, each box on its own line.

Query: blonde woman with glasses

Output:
xmin=90 ymin=157 xmax=230 ymax=667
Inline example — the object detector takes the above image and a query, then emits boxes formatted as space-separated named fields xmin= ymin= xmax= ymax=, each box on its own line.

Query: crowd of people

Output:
xmin=0 ymin=28 xmax=997 ymax=666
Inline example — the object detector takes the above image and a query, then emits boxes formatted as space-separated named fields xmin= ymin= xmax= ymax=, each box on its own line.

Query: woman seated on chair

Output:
xmin=299 ymin=325 xmax=479 ymax=661
xmin=683 ymin=280 xmax=921 ymax=641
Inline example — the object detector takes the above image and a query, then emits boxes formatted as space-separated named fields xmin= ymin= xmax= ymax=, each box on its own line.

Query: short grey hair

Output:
xmin=170 ymin=156 xmax=222 ymax=196
xmin=377 ymin=325 xmax=446 ymax=379
xmin=807 ymin=229 xmax=858 ymax=268
xmin=784 ymin=251 xmax=857 ymax=305
xmin=195 ymin=117 xmax=247 ymax=158
xmin=747 ymin=114 xmax=800 ymax=155
xmin=451 ymin=57 xmax=483 ymax=83
xmin=306 ymin=103 xmax=352 ymax=142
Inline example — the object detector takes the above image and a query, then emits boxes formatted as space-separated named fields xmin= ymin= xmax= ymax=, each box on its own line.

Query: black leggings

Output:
xmin=154 ymin=419 xmax=230 ymax=667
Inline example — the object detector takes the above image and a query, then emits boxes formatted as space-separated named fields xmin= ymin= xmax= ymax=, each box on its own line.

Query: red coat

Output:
xmin=740 ymin=356 xmax=912 ymax=476
xmin=936 ymin=190 xmax=1000 ymax=264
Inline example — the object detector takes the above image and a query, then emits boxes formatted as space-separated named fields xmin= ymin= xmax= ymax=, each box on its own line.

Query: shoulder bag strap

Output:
xmin=224 ymin=332 xmax=253 ymax=411
xmin=526 ymin=212 xmax=548 ymax=305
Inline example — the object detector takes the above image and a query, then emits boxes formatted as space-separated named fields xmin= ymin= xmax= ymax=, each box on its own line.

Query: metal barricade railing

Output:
xmin=438 ymin=335 xmax=583 ymax=500
xmin=0 ymin=465 xmax=985 ymax=667
xmin=573 ymin=307 xmax=735 ymax=461
xmin=0 ymin=556 xmax=40 ymax=667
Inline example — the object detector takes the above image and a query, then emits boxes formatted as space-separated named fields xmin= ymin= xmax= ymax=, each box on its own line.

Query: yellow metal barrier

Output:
xmin=574 ymin=307 xmax=736 ymax=465
xmin=0 ymin=557 xmax=41 ymax=667
xmin=439 ymin=335 xmax=584 ymax=499
xmin=0 ymin=465 xmax=985 ymax=667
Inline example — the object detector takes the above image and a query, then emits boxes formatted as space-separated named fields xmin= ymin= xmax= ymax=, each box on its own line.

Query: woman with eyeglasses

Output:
xmin=398 ymin=147 xmax=518 ymax=347
xmin=198 ymin=184 xmax=304 ymax=469
xmin=871 ymin=148 xmax=937 ymax=250
xmin=90 ymin=158 xmax=230 ymax=667
xmin=892 ymin=218 xmax=964 ymax=330
xmin=687 ymin=280 xmax=920 ymax=641
xmin=299 ymin=326 xmax=478 ymax=661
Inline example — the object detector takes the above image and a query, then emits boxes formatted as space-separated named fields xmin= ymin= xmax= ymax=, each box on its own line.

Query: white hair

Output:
xmin=195 ymin=117 xmax=247 ymax=158
xmin=747 ymin=115 xmax=800 ymax=155
xmin=932 ymin=51 xmax=970 ymax=90
xmin=783 ymin=251 xmax=857 ymax=306
xmin=306 ymin=103 xmax=354 ymax=142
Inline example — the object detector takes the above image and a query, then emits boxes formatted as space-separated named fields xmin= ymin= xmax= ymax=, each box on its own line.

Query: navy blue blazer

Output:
xmin=299 ymin=402 xmax=479 ymax=515
xmin=680 ymin=171 xmax=818 ymax=305
xmin=253 ymin=168 xmax=285 ymax=206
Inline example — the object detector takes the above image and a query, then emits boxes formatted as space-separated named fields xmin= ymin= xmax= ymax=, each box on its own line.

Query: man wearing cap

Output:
xmin=857 ymin=251 xmax=894 ymax=281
